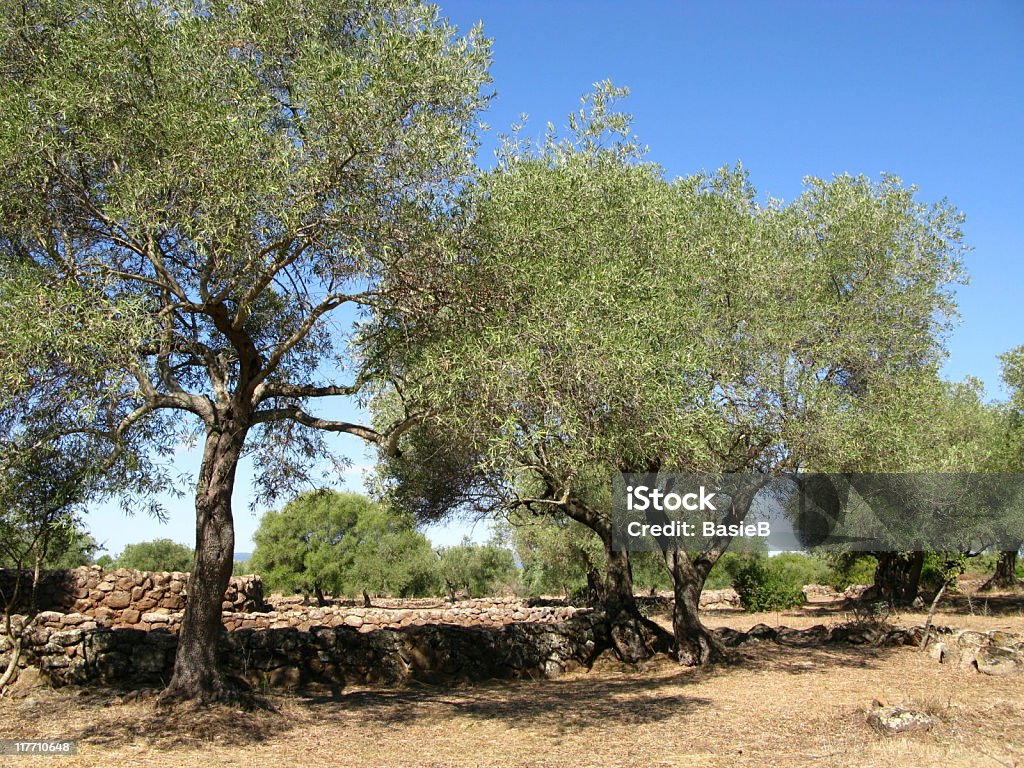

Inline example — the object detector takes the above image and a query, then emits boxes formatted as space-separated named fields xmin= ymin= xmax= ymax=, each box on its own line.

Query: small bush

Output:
xmin=769 ymin=552 xmax=832 ymax=587
xmin=821 ymin=552 xmax=878 ymax=589
xmin=704 ymin=551 xmax=752 ymax=590
xmin=731 ymin=557 xmax=806 ymax=612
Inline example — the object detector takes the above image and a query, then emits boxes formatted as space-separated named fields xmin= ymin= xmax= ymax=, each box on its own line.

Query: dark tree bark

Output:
xmin=601 ymin=543 xmax=672 ymax=662
xmin=160 ymin=421 xmax=246 ymax=704
xmin=869 ymin=551 xmax=925 ymax=605
xmin=561 ymin=499 xmax=671 ymax=662
xmin=584 ymin=566 xmax=603 ymax=606
xmin=662 ymin=479 xmax=762 ymax=666
xmin=980 ymin=548 xmax=1022 ymax=591
xmin=667 ymin=552 xmax=727 ymax=666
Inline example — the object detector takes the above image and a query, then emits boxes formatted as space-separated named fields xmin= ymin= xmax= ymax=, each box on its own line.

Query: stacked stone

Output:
xmin=636 ymin=588 xmax=742 ymax=612
xmin=18 ymin=599 xmax=592 ymax=634
xmin=0 ymin=566 xmax=265 ymax=622
xmin=699 ymin=588 xmax=742 ymax=610
xmin=1 ymin=613 xmax=610 ymax=690
xmin=222 ymin=601 xmax=589 ymax=632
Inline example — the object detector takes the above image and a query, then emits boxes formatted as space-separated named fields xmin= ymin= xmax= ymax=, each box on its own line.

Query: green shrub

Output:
xmin=731 ymin=557 xmax=805 ymax=612
xmin=768 ymin=552 xmax=832 ymax=587
xmin=820 ymin=552 xmax=878 ymax=589
xmin=704 ymin=551 xmax=754 ymax=589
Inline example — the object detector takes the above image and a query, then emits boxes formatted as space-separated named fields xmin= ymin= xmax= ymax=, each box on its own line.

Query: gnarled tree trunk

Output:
xmin=869 ymin=551 xmax=925 ymax=605
xmin=601 ymin=544 xmax=672 ymax=662
xmin=160 ymin=422 xmax=246 ymax=704
xmin=667 ymin=551 xmax=727 ymax=666
xmin=663 ymin=480 xmax=763 ymax=666
xmin=563 ymin=499 xmax=671 ymax=662
xmin=981 ymin=548 xmax=1022 ymax=591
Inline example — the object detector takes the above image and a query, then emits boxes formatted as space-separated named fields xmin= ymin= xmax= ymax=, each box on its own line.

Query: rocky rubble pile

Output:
xmin=923 ymin=628 xmax=1024 ymax=676
xmin=714 ymin=621 xmax=1024 ymax=675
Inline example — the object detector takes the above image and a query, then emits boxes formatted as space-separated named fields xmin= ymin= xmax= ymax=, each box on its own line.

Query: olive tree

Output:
xmin=505 ymin=514 xmax=605 ymax=598
xmin=250 ymin=490 xmax=438 ymax=603
xmin=116 ymin=539 xmax=194 ymax=573
xmin=436 ymin=537 xmax=517 ymax=599
xmin=375 ymin=85 xmax=966 ymax=664
xmin=0 ymin=441 xmax=100 ymax=694
xmin=1 ymin=250 xmax=149 ymax=694
xmin=859 ymin=377 xmax=1005 ymax=603
xmin=0 ymin=0 xmax=490 ymax=702
xmin=980 ymin=346 xmax=1024 ymax=589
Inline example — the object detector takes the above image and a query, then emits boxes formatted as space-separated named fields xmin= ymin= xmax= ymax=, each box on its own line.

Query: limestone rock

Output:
xmin=106 ymin=591 xmax=131 ymax=609
xmin=867 ymin=706 xmax=938 ymax=735
xmin=976 ymin=646 xmax=1022 ymax=676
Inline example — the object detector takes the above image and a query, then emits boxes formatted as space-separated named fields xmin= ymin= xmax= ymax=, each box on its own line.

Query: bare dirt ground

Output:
xmin=2 ymin=594 xmax=1022 ymax=768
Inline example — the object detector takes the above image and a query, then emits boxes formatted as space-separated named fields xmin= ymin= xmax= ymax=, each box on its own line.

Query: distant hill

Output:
xmin=234 ymin=552 xmax=252 ymax=563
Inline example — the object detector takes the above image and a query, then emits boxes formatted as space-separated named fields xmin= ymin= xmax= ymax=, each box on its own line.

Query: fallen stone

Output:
xmin=955 ymin=630 xmax=988 ymax=649
xmin=976 ymin=646 xmax=1021 ymax=676
xmin=867 ymin=706 xmax=938 ymax=735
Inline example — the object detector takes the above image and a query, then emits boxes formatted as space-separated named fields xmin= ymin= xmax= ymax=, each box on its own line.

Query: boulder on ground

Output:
xmin=867 ymin=705 xmax=938 ymax=735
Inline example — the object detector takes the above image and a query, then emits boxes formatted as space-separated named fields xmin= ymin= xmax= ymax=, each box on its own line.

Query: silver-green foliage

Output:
xmin=385 ymin=83 xmax=967 ymax=531
xmin=0 ymin=0 xmax=492 ymax=503
xmin=436 ymin=536 xmax=517 ymax=598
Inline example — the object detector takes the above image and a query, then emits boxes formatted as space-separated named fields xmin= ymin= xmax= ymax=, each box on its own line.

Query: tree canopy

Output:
xmin=250 ymin=490 xmax=439 ymax=602
xmin=115 ymin=538 xmax=195 ymax=573
xmin=436 ymin=537 xmax=517 ymax=599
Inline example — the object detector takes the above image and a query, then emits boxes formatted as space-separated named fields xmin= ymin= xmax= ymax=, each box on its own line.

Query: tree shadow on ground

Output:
xmin=725 ymin=638 xmax=905 ymax=677
xmin=52 ymin=688 xmax=296 ymax=749
xmin=295 ymin=636 xmax=907 ymax=731
xmin=940 ymin=593 xmax=1024 ymax=617
xmin=11 ymin=631 xmax=916 ymax=748
xmin=313 ymin=676 xmax=714 ymax=731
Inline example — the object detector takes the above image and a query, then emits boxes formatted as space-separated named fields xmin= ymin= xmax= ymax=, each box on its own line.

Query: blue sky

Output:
xmin=85 ymin=0 xmax=1024 ymax=558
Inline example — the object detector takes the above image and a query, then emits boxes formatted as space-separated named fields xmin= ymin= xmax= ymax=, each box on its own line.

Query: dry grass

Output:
xmin=2 ymin=600 xmax=1023 ymax=768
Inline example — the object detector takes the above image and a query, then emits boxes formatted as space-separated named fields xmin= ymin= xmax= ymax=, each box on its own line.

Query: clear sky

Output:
xmin=84 ymin=0 xmax=1024 ymax=559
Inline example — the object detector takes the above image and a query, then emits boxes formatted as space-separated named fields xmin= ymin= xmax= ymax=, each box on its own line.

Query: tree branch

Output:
xmin=253 ymin=381 xmax=361 ymax=403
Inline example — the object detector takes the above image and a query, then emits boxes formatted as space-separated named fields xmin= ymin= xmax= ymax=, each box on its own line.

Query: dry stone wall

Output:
xmin=0 ymin=567 xmax=611 ymax=690
xmin=636 ymin=588 xmax=742 ymax=613
xmin=0 ymin=566 xmax=265 ymax=621
xmin=0 ymin=613 xmax=610 ymax=691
